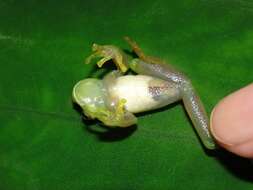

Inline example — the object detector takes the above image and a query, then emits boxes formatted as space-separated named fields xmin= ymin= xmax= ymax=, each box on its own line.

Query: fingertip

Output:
xmin=210 ymin=83 xmax=253 ymax=158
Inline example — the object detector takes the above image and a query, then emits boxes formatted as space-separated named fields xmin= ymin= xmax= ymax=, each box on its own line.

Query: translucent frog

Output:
xmin=72 ymin=37 xmax=216 ymax=149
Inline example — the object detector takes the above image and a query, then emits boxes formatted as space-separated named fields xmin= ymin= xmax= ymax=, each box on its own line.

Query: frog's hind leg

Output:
xmin=124 ymin=36 xmax=146 ymax=59
xmin=123 ymin=38 xmax=216 ymax=149
xmin=124 ymin=36 xmax=165 ymax=64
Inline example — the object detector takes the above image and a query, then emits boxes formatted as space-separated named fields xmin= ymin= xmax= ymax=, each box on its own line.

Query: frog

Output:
xmin=72 ymin=37 xmax=216 ymax=150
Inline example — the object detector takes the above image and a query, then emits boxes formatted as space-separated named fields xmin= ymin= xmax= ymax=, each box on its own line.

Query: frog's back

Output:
xmin=109 ymin=75 xmax=180 ymax=113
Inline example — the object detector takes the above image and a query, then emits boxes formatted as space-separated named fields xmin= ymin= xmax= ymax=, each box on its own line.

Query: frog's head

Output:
xmin=72 ymin=78 xmax=107 ymax=119
xmin=72 ymin=78 xmax=137 ymax=127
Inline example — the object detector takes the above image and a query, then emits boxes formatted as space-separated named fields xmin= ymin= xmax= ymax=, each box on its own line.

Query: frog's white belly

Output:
xmin=111 ymin=75 xmax=160 ymax=113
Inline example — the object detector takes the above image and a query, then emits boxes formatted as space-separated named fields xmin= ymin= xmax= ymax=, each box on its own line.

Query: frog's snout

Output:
xmin=72 ymin=78 xmax=105 ymax=108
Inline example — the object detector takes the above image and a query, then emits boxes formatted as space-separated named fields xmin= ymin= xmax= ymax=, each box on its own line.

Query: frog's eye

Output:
xmin=72 ymin=79 xmax=106 ymax=108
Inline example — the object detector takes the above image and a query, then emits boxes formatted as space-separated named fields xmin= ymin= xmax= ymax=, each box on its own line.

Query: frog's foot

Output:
xmin=85 ymin=43 xmax=129 ymax=73
xmin=124 ymin=36 xmax=146 ymax=60
xmin=124 ymin=36 xmax=166 ymax=65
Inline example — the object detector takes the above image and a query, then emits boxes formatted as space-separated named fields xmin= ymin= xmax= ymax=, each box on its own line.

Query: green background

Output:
xmin=0 ymin=0 xmax=253 ymax=189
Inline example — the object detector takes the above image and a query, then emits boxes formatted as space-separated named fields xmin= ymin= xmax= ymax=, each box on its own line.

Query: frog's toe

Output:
xmin=97 ymin=56 xmax=113 ymax=68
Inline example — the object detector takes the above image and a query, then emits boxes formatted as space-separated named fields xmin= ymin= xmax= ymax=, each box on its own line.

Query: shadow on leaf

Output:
xmin=72 ymin=102 xmax=137 ymax=142
xmin=214 ymin=149 xmax=253 ymax=183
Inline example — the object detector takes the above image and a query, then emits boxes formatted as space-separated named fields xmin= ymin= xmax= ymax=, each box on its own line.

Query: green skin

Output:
xmin=72 ymin=37 xmax=216 ymax=150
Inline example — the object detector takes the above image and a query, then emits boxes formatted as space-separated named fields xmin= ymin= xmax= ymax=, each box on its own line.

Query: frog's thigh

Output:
xmin=148 ymin=78 xmax=181 ymax=108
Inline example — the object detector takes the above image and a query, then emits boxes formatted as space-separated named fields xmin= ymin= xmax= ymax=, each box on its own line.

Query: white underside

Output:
xmin=110 ymin=75 xmax=160 ymax=113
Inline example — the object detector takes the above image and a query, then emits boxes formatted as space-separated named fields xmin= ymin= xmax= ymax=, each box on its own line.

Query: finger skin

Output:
xmin=211 ymin=83 xmax=253 ymax=158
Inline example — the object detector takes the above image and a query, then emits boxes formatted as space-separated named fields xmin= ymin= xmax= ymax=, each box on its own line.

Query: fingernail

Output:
xmin=210 ymin=83 xmax=253 ymax=147
xmin=210 ymin=106 xmax=234 ymax=146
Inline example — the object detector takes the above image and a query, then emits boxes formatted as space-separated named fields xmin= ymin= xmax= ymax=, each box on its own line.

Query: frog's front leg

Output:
xmin=85 ymin=43 xmax=130 ymax=73
xmin=126 ymin=39 xmax=216 ymax=150
xmin=105 ymin=98 xmax=138 ymax=127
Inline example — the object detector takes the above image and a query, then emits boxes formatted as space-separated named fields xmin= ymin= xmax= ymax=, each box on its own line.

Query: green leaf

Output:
xmin=0 ymin=0 xmax=252 ymax=189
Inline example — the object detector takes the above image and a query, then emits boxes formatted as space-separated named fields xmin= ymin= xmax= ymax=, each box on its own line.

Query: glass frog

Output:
xmin=72 ymin=37 xmax=216 ymax=149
